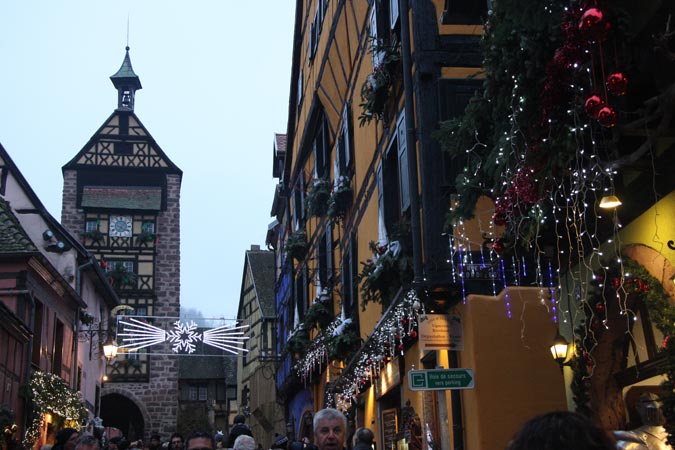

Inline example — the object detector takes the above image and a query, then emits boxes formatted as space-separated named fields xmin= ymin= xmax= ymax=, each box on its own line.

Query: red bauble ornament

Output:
xmin=597 ymin=106 xmax=617 ymax=127
xmin=665 ymin=335 xmax=671 ymax=348
xmin=401 ymin=318 xmax=407 ymax=325
xmin=409 ymin=330 xmax=417 ymax=338
xmin=492 ymin=239 xmax=505 ymax=255
xmin=596 ymin=303 xmax=605 ymax=312
xmin=493 ymin=210 xmax=506 ymax=226
xmin=607 ymin=72 xmax=628 ymax=96
xmin=578 ymin=8 xmax=610 ymax=41
xmin=584 ymin=94 xmax=605 ymax=119
xmin=398 ymin=344 xmax=405 ymax=351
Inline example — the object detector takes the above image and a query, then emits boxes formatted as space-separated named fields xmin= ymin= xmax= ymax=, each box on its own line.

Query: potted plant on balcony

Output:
xmin=284 ymin=230 xmax=308 ymax=263
xmin=327 ymin=175 xmax=353 ymax=221
xmin=306 ymin=178 xmax=332 ymax=217
xmin=358 ymin=39 xmax=401 ymax=126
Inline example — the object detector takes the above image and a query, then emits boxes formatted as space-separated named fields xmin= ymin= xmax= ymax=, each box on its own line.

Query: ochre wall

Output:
xmin=458 ymin=287 xmax=567 ymax=450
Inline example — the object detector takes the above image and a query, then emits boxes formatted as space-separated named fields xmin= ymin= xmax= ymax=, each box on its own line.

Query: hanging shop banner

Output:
xmin=417 ymin=314 xmax=463 ymax=351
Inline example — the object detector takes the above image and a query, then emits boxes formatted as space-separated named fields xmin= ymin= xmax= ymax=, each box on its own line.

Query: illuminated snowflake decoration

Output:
xmin=167 ymin=320 xmax=201 ymax=353
xmin=117 ymin=316 xmax=250 ymax=355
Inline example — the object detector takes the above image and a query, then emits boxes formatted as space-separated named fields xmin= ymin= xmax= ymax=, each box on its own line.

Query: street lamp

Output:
xmin=550 ymin=332 xmax=569 ymax=369
xmin=102 ymin=335 xmax=119 ymax=361
xmin=599 ymin=195 xmax=622 ymax=209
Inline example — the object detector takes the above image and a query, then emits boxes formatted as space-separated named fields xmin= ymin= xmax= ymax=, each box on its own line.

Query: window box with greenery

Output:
xmin=306 ymin=178 xmax=332 ymax=217
xmin=283 ymin=327 xmax=310 ymax=360
xmin=303 ymin=289 xmax=333 ymax=331
xmin=105 ymin=262 xmax=138 ymax=289
xmin=359 ymin=39 xmax=401 ymax=126
xmin=326 ymin=318 xmax=361 ymax=362
xmin=358 ymin=239 xmax=413 ymax=310
xmin=284 ymin=230 xmax=308 ymax=262
xmin=81 ymin=229 xmax=105 ymax=244
xmin=135 ymin=221 xmax=156 ymax=246
xmin=327 ymin=175 xmax=353 ymax=221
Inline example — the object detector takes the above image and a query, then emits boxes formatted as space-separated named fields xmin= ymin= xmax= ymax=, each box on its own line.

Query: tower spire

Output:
xmin=110 ymin=46 xmax=142 ymax=111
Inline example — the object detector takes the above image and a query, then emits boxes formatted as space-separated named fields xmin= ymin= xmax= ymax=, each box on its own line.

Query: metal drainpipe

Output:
xmin=398 ymin=1 xmax=465 ymax=449
xmin=398 ymin=0 xmax=423 ymax=284
xmin=449 ymin=351 xmax=465 ymax=450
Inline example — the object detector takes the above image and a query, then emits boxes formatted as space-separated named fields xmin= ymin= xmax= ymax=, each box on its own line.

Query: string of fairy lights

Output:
xmin=23 ymin=371 xmax=88 ymax=448
xmin=448 ymin=1 xmax=659 ymax=378
xmin=324 ymin=290 xmax=423 ymax=410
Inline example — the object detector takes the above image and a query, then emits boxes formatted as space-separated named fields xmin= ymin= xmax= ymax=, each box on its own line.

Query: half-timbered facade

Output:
xmin=235 ymin=245 xmax=284 ymax=450
xmin=0 ymin=142 xmax=119 ymax=447
xmin=61 ymin=48 xmax=182 ymax=441
xmin=273 ymin=1 xmax=567 ymax=449
xmin=274 ymin=1 xmax=675 ymax=450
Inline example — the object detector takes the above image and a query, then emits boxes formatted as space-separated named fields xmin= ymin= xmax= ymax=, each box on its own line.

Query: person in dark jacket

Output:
xmin=225 ymin=415 xmax=253 ymax=448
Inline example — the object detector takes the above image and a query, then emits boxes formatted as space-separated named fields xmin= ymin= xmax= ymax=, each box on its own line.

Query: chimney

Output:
xmin=250 ymin=244 xmax=261 ymax=251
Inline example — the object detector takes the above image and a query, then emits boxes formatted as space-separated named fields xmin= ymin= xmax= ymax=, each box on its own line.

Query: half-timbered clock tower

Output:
xmin=61 ymin=47 xmax=182 ymax=440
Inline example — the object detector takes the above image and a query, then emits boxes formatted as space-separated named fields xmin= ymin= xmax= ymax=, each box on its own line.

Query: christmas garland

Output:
xmin=22 ymin=371 xmax=88 ymax=448
xmin=569 ymin=256 xmax=675 ymax=444
xmin=435 ymin=0 xmax=634 ymax=253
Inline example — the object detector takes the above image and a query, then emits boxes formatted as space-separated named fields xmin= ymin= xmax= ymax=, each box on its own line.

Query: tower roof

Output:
xmin=110 ymin=46 xmax=142 ymax=111
xmin=110 ymin=46 xmax=142 ymax=90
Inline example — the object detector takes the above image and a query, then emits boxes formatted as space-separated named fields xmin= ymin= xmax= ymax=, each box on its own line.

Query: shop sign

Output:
xmin=417 ymin=314 xmax=463 ymax=350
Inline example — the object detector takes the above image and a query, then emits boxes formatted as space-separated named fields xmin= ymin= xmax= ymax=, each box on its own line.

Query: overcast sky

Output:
xmin=0 ymin=2 xmax=294 ymax=320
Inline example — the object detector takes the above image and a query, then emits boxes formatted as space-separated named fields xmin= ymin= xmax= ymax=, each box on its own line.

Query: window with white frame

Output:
xmin=85 ymin=219 xmax=99 ymax=232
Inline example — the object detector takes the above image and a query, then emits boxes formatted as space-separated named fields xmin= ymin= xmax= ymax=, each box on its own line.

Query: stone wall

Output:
xmin=62 ymin=168 xmax=182 ymax=440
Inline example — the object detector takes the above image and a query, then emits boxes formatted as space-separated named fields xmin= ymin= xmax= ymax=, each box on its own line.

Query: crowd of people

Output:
xmin=42 ymin=407 xmax=639 ymax=450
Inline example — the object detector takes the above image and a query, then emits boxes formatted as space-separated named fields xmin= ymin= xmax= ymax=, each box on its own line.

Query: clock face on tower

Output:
xmin=109 ymin=215 xmax=133 ymax=237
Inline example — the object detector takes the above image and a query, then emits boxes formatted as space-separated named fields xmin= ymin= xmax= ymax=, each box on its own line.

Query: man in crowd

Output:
xmin=185 ymin=432 xmax=215 ymax=450
xmin=169 ymin=434 xmax=184 ymax=450
xmin=149 ymin=434 xmax=162 ymax=450
xmin=352 ymin=428 xmax=374 ymax=450
xmin=313 ymin=409 xmax=346 ymax=450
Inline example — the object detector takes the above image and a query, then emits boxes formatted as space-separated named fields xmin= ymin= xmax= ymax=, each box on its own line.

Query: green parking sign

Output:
xmin=408 ymin=369 xmax=474 ymax=390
